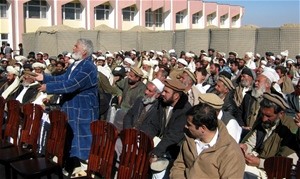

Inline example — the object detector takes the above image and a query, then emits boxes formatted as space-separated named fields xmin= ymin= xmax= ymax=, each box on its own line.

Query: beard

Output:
xmin=241 ymin=80 xmax=250 ymax=88
xmin=163 ymin=97 xmax=174 ymax=106
xmin=262 ymin=119 xmax=278 ymax=129
xmin=252 ymin=85 xmax=266 ymax=98
xmin=72 ymin=52 xmax=83 ymax=61
xmin=22 ymin=81 xmax=31 ymax=87
xmin=128 ymin=78 xmax=137 ymax=85
xmin=142 ymin=95 xmax=157 ymax=105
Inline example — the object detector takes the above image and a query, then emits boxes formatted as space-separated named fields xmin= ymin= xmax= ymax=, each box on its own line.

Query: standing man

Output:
xmin=170 ymin=103 xmax=245 ymax=178
xmin=37 ymin=39 xmax=99 ymax=175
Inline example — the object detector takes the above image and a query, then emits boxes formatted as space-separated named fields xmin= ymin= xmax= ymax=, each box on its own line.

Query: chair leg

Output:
xmin=5 ymin=164 xmax=11 ymax=179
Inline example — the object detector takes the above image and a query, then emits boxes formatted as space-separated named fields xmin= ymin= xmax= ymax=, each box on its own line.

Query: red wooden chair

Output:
xmin=80 ymin=120 xmax=119 ymax=179
xmin=264 ymin=156 xmax=293 ymax=179
xmin=10 ymin=109 xmax=68 ymax=179
xmin=0 ymin=99 xmax=21 ymax=149
xmin=0 ymin=96 xmax=6 ymax=140
xmin=0 ymin=103 xmax=43 ymax=179
xmin=117 ymin=128 xmax=153 ymax=179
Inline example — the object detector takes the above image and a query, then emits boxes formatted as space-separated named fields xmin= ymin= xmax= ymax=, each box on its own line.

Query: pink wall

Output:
xmin=230 ymin=5 xmax=240 ymax=18
xmin=218 ymin=4 xmax=229 ymax=17
xmin=86 ymin=0 xmax=107 ymax=29
xmin=152 ymin=0 xmax=164 ymax=11
xmin=204 ymin=2 xmax=217 ymax=15
xmin=189 ymin=0 xmax=203 ymax=29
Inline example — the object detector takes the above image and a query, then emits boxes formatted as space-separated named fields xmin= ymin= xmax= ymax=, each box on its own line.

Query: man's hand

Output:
xmin=35 ymin=73 xmax=44 ymax=82
xmin=38 ymin=84 xmax=46 ymax=92
xmin=245 ymin=154 xmax=260 ymax=167
xmin=240 ymin=143 xmax=248 ymax=156
xmin=150 ymin=154 xmax=158 ymax=164
xmin=294 ymin=113 xmax=300 ymax=128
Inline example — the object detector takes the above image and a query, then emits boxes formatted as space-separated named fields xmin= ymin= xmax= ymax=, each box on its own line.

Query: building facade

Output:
xmin=0 ymin=0 xmax=244 ymax=50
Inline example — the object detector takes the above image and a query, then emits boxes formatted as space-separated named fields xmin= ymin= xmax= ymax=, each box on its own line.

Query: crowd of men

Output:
xmin=0 ymin=40 xmax=300 ymax=178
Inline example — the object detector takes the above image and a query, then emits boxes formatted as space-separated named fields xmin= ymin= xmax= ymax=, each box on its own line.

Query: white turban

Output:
xmin=177 ymin=58 xmax=188 ymax=66
xmin=262 ymin=67 xmax=280 ymax=83
xmin=7 ymin=66 xmax=19 ymax=76
xmin=124 ymin=57 xmax=135 ymax=66
xmin=280 ymin=50 xmax=288 ymax=57
xmin=151 ymin=78 xmax=165 ymax=93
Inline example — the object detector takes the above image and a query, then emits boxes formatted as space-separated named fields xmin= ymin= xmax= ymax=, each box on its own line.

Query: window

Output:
xmin=95 ymin=4 xmax=110 ymax=20
xmin=232 ymin=15 xmax=239 ymax=26
xmin=0 ymin=0 xmax=7 ymax=18
xmin=155 ymin=8 xmax=163 ymax=27
xmin=62 ymin=2 xmax=81 ymax=20
xmin=24 ymin=0 xmax=47 ymax=19
xmin=145 ymin=9 xmax=153 ymax=27
xmin=207 ymin=14 xmax=214 ymax=25
xmin=220 ymin=14 xmax=227 ymax=25
xmin=0 ymin=33 xmax=8 ymax=44
xmin=192 ymin=12 xmax=201 ymax=24
xmin=123 ymin=6 xmax=135 ymax=21
xmin=176 ymin=11 xmax=184 ymax=23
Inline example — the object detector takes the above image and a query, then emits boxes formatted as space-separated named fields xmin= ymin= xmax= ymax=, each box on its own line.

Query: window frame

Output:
xmin=155 ymin=8 xmax=163 ymax=27
xmin=176 ymin=11 xmax=184 ymax=24
xmin=62 ymin=2 xmax=81 ymax=20
xmin=24 ymin=0 xmax=47 ymax=19
xmin=0 ymin=1 xmax=7 ymax=18
xmin=192 ymin=12 xmax=201 ymax=24
xmin=95 ymin=4 xmax=110 ymax=20
xmin=122 ymin=6 xmax=135 ymax=21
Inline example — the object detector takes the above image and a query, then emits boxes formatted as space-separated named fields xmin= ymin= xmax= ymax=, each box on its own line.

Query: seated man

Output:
xmin=240 ymin=92 xmax=298 ymax=178
xmin=170 ymin=103 xmax=245 ymax=178
xmin=198 ymin=93 xmax=242 ymax=143
xmin=123 ymin=78 xmax=164 ymax=131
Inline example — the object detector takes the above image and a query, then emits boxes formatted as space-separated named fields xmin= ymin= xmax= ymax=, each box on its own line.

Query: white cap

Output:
xmin=169 ymin=49 xmax=175 ymax=54
xmin=270 ymin=56 xmax=275 ymax=61
xmin=151 ymin=78 xmax=165 ymax=93
xmin=280 ymin=50 xmax=288 ymax=57
xmin=150 ymin=59 xmax=159 ymax=66
xmin=124 ymin=57 xmax=135 ymax=66
xmin=65 ymin=53 xmax=72 ymax=58
xmin=32 ymin=62 xmax=46 ymax=69
xmin=106 ymin=53 xmax=114 ymax=58
xmin=150 ymin=50 xmax=155 ymax=53
xmin=218 ymin=52 xmax=226 ymax=57
xmin=245 ymin=52 xmax=254 ymax=59
xmin=143 ymin=60 xmax=153 ymax=67
xmin=260 ymin=60 xmax=267 ymax=65
xmin=185 ymin=52 xmax=193 ymax=58
xmin=92 ymin=54 xmax=97 ymax=59
xmin=203 ymin=56 xmax=212 ymax=62
xmin=131 ymin=50 xmax=136 ymax=55
xmin=14 ymin=56 xmax=27 ymax=62
xmin=37 ymin=52 xmax=43 ymax=55
xmin=16 ymin=61 xmax=23 ymax=67
xmin=262 ymin=67 xmax=279 ymax=83
xmin=156 ymin=51 xmax=163 ymax=56
xmin=286 ymin=58 xmax=294 ymax=64
xmin=171 ymin=56 xmax=177 ymax=61
xmin=97 ymin=56 xmax=105 ymax=61
xmin=7 ymin=66 xmax=19 ymax=76
xmin=276 ymin=55 xmax=282 ymax=59
xmin=177 ymin=58 xmax=188 ymax=66
xmin=256 ymin=53 xmax=261 ymax=58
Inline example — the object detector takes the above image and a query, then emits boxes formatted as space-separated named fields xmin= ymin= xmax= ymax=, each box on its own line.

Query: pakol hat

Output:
xmin=182 ymin=69 xmax=196 ymax=83
xmin=218 ymin=76 xmax=234 ymax=90
xmin=164 ymin=79 xmax=185 ymax=92
xmin=262 ymin=92 xmax=289 ymax=110
xmin=130 ymin=66 xmax=144 ymax=77
xmin=198 ymin=93 xmax=224 ymax=110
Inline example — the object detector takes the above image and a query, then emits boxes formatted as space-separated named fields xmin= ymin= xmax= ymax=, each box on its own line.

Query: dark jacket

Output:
xmin=222 ymin=91 xmax=238 ymax=119
xmin=123 ymin=97 xmax=163 ymax=134
xmin=149 ymin=94 xmax=191 ymax=159
xmin=237 ymin=90 xmax=257 ymax=127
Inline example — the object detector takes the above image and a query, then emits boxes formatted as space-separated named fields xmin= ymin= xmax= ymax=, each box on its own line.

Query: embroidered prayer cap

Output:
xmin=218 ymin=76 xmax=234 ymax=90
xmin=164 ymin=79 xmax=185 ymax=92
xmin=177 ymin=58 xmax=188 ymax=66
xmin=32 ymin=62 xmax=46 ymax=69
xmin=6 ymin=66 xmax=19 ymax=76
xmin=130 ymin=66 xmax=144 ymax=77
xmin=262 ymin=92 xmax=289 ymax=110
xmin=151 ymin=78 xmax=165 ymax=93
xmin=198 ymin=93 xmax=224 ymax=110
xmin=182 ymin=69 xmax=197 ymax=83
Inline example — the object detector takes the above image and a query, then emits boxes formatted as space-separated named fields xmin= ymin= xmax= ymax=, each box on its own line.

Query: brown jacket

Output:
xmin=170 ymin=121 xmax=245 ymax=179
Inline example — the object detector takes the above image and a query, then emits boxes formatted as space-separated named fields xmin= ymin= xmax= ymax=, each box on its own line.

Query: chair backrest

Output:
xmin=4 ymin=100 xmax=21 ymax=145
xmin=45 ymin=109 xmax=68 ymax=166
xmin=117 ymin=128 xmax=153 ymax=179
xmin=0 ymin=96 xmax=6 ymax=139
xmin=20 ymin=103 xmax=43 ymax=152
xmin=87 ymin=120 xmax=118 ymax=178
xmin=264 ymin=156 xmax=293 ymax=179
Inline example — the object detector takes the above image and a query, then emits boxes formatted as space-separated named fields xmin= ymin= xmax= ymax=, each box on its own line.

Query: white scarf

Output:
xmin=2 ymin=76 xmax=20 ymax=99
